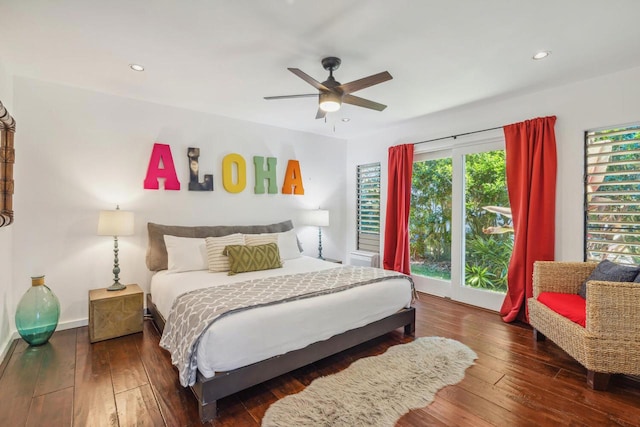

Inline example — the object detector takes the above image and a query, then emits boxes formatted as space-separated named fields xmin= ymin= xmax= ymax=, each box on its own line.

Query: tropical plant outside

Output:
xmin=410 ymin=157 xmax=452 ymax=276
xmin=463 ymin=151 xmax=512 ymax=292
xmin=410 ymin=150 xmax=512 ymax=293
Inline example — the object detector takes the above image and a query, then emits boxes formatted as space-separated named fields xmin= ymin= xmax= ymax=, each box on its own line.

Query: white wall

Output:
xmin=11 ymin=77 xmax=347 ymax=334
xmin=346 ymin=65 xmax=640 ymax=265
xmin=0 ymin=59 xmax=14 ymax=361
xmin=5 ymin=64 xmax=640 ymax=358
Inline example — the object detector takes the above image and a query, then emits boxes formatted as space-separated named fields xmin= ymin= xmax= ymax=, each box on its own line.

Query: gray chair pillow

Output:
xmin=146 ymin=220 xmax=295 ymax=271
xmin=578 ymin=260 xmax=640 ymax=299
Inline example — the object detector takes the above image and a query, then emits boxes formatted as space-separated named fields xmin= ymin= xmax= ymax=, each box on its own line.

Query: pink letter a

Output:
xmin=143 ymin=143 xmax=181 ymax=190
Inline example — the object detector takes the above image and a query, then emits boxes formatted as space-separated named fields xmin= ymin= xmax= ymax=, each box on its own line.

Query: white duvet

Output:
xmin=150 ymin=256 xmax=412 ymax=377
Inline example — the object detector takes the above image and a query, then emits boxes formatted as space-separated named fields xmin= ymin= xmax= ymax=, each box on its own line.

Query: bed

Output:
xmin=145 ymin=220 xmax=416 ymax=423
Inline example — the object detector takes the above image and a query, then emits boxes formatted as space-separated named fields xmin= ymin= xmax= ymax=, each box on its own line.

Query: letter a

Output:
xmin=281 ymin=160 xmax=304 ymax=195
xmin=143 ymin=143 xmax=181 ymax=190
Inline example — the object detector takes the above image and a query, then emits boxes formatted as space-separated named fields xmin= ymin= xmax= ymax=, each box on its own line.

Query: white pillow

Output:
xmin=205 ymin=233 xmax=246 ymax=272
xmin=163 ymin=235 xmax=208 ymax=273
xmin=278 ymin=229 xmax=302 ymax=260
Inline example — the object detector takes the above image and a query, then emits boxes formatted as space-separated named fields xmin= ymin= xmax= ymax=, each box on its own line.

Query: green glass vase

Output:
xmin=15 ymin=276 xmax=60 ymax=346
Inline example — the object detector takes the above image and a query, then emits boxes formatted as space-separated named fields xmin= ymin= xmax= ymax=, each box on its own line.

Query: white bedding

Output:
xmin=150 ymin=256 xmax=413 ymax=377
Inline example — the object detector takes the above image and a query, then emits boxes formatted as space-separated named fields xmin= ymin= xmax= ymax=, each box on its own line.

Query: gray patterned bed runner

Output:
xmin=159 ymin=265 xmax=414 ymax=386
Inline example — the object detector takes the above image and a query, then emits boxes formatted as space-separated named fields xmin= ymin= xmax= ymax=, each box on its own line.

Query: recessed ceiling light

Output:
xmin=341 ymin=118 xmax=351 ymax=122
xmin=129 ymin=64 xmax=145 ymax=72
xmin=532 ymin=51 xmax=551 ymax=60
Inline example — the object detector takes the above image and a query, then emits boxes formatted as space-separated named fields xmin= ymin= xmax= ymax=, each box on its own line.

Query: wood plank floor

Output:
xmin=1 ymin=292 xmax=639 ymax=426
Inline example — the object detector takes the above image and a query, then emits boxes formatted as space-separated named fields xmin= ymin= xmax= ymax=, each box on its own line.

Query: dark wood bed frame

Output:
xmin=147 ymin=293 xmax=415 ymax=423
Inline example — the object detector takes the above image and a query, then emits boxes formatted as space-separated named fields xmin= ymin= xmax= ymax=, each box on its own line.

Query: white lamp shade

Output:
xmin=303 ymin=209 xmax=330 ymax=227
xmin=97 ymin=209 xmax=135 ymax=236
xmin=319 ymin=92 xmax=342 ymax=112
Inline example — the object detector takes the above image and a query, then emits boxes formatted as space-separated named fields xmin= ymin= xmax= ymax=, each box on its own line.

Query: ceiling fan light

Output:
xmin=320 ymin=100 xmax=341 ymax=112
xmin=319 ymin=92 xmax=342 ymax=112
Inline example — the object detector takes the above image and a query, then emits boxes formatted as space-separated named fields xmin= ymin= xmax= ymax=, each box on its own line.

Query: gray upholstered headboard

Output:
xmin=146 ymin=220 xmax=295 ymax=271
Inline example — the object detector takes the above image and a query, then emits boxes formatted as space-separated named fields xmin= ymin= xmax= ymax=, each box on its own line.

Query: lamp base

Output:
xmin=106 ymin=282 xmax=126 ymax=292
xmin=317 ymin=226 xmax=324 ymax=260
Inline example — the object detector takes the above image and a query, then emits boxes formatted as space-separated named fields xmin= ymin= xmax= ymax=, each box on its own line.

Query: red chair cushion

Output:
xmin=537 ymin=292 xmax=586 ymax=327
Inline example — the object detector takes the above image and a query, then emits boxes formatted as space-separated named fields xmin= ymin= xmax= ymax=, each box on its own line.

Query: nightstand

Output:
xmin=89 ymin=284 xmax=143 ymax=343
xmin=323 ymin=258 xmax=342 ymax=264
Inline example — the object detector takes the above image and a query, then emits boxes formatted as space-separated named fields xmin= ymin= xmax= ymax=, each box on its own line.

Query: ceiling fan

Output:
xmin=264 ymin=57 xmax=393 ymax=119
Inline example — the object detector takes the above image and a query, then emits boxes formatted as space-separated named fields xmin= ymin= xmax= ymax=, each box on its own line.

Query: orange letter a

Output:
xmin=281 ymin=160 xmax=304 ymax=195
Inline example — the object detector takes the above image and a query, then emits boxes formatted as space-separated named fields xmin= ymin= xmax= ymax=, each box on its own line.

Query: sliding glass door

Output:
xmin=410 ymin=135 xmax=511 ymax=311
xmin=410 ymin=150 xmax=453 ymax=297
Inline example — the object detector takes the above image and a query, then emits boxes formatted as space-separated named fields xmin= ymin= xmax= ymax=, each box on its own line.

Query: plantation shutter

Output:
xmin=357 ymin=162 xmax=381 ymax=253
xmin=585 ymin=124 xmax=640 ymax=264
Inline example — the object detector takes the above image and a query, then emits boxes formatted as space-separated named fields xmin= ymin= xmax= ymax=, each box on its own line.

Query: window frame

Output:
xmin=411 ymin=130 xmax=507 ymax=311
xmin=584 ymin=123 xmax=640 ymax=264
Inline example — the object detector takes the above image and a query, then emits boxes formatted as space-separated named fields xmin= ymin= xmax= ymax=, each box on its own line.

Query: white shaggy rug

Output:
xmin=262 ymin=337 xmax=477 ymax=427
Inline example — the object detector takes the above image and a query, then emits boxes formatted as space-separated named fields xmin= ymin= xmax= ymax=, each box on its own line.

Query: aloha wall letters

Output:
xmin=143 ymin=143 xmax=304 ymax=195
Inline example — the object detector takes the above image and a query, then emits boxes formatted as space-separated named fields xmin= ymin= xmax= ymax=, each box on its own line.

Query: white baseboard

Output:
xmin=0 ymin=335 xmax=12 ymax=367
xmin=0 ymin=317 xmax=89 ymax=365
xmin=56 ymin=318 xmax=89 ymax=331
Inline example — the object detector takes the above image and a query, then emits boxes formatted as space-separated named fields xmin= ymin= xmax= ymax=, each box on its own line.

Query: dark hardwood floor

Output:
xmin=1 ymin=292 xmax=639 ymax=426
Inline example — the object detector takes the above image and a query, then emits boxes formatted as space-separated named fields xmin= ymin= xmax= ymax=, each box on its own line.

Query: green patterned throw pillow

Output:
xmin=224 ymin=243 xmax=283 ymax=275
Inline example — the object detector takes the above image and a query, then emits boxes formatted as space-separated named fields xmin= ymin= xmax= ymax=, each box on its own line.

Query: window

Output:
xmin=410 ymin=155 xmax=452 ymax=279
xmin=410 ymin=148 xmax=510 ymax=292
xmin=585 ymin=124 xmax=640 ymax=264
xmin=409 ymin=131 xmax=511 ymax=311
xmin=356 ymin=162 xmax=381 ymax=253
xmin=462 ymin=150 xmax=511 ymax=293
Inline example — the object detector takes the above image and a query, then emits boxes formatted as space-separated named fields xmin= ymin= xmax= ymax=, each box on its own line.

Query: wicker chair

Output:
xmin=528 ymin=261 xmax=640 ymax=390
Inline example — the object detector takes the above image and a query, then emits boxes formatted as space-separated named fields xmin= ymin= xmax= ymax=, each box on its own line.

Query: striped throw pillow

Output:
xmin=224 ymin=243 xmax=282 ymax=276
xmin=244 ymin=233 xmax=278 ymax=246
xmin=205 ymin=233 xmax=245 ymax=272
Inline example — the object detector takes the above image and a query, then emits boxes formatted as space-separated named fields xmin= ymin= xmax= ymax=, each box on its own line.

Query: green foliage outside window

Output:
xmin=410 ymin=158 xmax=453 ymax=265
xmin=464 ymin=151 xmax=512 ymax=292
xmin=410 ymin=150 xmax=512 ymax=293
xmin=586 ymin=127 xmax=640 ymax=264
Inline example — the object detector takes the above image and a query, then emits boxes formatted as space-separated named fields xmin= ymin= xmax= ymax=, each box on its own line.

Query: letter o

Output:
xmin=222 ymin=153 xmax=247 ymax=193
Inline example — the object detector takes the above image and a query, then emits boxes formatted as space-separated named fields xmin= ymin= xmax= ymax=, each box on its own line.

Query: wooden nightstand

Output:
xmin=89 ymin=284 xmax=143 ymax=343
xmin=323 ymin=258 xmax=342 ymax=264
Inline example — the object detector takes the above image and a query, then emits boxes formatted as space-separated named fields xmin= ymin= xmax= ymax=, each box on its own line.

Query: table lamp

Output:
xmin=98 ymin=205 xmax=134 ymax=291
xmin=303 ymin=209 xmax=330 ymax=259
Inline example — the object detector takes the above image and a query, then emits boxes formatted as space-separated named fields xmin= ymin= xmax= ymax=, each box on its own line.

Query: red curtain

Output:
xmin=501 ymin=116 xmax=557 ymax=323
xmin=383 ymin=144 xmax=414 ymax=274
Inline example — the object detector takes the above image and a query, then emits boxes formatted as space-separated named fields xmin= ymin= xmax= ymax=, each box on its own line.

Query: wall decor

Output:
xmin=282 ymin=160 xmax=305 ymax=195
xmin=222 ymin=153 xmax=247 ymax=193
xmin=143 ymin=143 xmax=304 ymax=195
xmin=254 ymin=156 xmax=278 ymax=194
xmin=0 ymin=100 xmax=15 ymax=227
xmin=188 ymin=147 xmax=213 ymax=191
xmin=144 ymin=143 xmax=181 ymax=190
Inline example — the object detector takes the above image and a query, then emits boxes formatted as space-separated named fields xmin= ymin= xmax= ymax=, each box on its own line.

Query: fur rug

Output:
xmin=262 ymin=337 xmax=477 ymax=427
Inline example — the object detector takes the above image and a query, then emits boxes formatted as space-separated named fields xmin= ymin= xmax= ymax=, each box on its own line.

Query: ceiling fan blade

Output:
xmin=288 ymin=68 xmax=330 ymax=91
xmin=264 ymin=94 xmax=318 ymax=100
xmin=338 ymin=71 xmax=392 ymax=95
xmin=343 ymin=94 xmax=387 ymax=111
xmin=315 ymin=108 xmax=327 ymax=120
